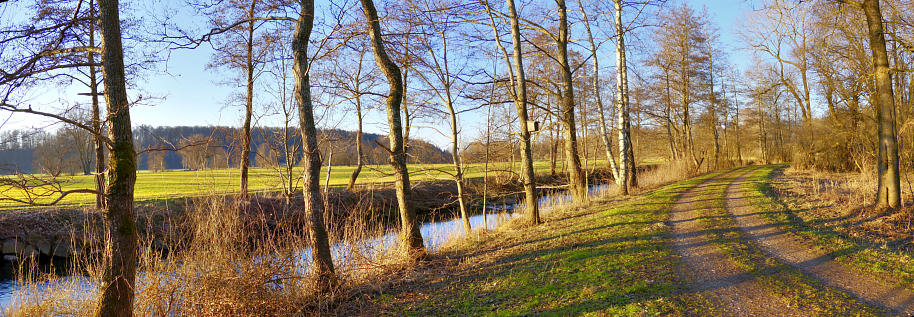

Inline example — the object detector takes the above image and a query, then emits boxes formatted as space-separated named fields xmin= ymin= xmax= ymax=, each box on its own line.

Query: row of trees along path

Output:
xmin=0 ymin=0 xmax=910 ymax=315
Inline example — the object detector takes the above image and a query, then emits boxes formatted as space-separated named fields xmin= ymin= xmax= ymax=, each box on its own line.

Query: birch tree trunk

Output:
xmin=614 ymin=0 xmax=636 ymax=194
xmin=578 ymin=0 xmax=620 ymax=183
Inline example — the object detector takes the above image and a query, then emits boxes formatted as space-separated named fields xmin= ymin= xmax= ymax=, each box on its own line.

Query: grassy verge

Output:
xmin=742 ymin=165 xmax=914 ymax=290
xmin=352 ymin=172 xmax=726 ymax=316
xmin=692 ymin=167 xmax=880 ymax=315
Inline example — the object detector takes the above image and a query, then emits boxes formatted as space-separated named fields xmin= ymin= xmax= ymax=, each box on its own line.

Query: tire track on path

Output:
xmin=669 ymin=167 xmax=805 ymax=316
xmin=725 ymin=169 xmax=914 ymax=315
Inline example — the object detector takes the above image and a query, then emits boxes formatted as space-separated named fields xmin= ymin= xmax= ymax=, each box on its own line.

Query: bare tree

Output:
xmin=553 ymin=0 xmax=587 ymax=203
xmin=577 ymin=0 xmax=621 ymax=185
xmin=323 ymin=39 xmax=380 ymax=191
xmin=359 ymin=0 xmax=426 ymax=256
xmin=860 ymin=0 xmax=901 ymax=209
xmin=612 ymin=0 xmax=636 ymax=193
xmin=408 ymin=0 xmax=475 ymax=234
xmin=481 ymin=0 xmax=540 ymax=224
xmin=292 ymin=0 xmax=335 ymax=288
xmin=177 ymin=0 xmax=291 ymax=199
xmin=0 ymin=0 xmax=140 ymax=313
xmin=95 ymin=0 xmax=138 ymax=314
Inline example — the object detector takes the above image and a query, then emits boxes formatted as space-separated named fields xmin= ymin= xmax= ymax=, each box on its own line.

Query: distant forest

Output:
xmin=0 ymin=125 xmax=449 ymax=175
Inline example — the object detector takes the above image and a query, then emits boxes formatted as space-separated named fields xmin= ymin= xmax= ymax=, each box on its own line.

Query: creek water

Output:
xmin=0 ymin=182 xmax=612 ymax=309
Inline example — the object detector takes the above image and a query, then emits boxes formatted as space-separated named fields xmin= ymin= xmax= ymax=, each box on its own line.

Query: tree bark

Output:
xmin=504 ymin=0 xmax=540 ymax=224
xmin=577 ymin=0 xmax=620 ymax=184
xmin=614 ymin=0 xmax=636 ymax=193
xmin=555 ymin=0 xmax=587 ymax=203
xmin=445 ymin=92 xmax=471 ymax=234
xmin=862 ymin=0 xmax=901 ymax=209
xmin=360 ymin=0 xmax=425 ymax=255
xmin=239 ymin=0 xmax=258 ymax=199
xmin=293 ymin=0 xmax=335 ymax=288
xmin=94 ymin=0 xmax=138 ymax=315
xmin=88 ymin=0 xmax=105 ymax=210
xmin=707 ymin=40 xmax=720 ymax=169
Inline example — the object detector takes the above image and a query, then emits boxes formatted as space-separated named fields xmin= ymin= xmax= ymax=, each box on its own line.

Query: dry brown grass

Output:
xmin=4 ymin=191 xmax=420 ymax=316
xmin=637 ymin=160 xmax=700 ymax=192
xmin=774 ymin=166 xmax=914 ymax=249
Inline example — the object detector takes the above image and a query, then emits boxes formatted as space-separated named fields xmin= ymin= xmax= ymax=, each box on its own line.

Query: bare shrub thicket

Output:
xmin=5 ymin=190 xmax=420 ymax=316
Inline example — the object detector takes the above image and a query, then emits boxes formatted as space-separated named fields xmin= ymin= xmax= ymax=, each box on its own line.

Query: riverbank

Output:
xmin=0 ymin=168 xmax=614 ymax=266
xmin=1 ymin=162 xmax=688 ymax=315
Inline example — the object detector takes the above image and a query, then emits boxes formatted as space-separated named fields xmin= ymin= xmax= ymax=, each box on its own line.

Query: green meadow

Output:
xmin=0 ymin=160 xmax=612 ymax=209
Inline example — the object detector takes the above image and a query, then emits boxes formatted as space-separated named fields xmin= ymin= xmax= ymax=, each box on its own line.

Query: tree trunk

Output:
xmin=614 ymin=0 xmax=636 ymax=193
xmin=94 ymin=0 xmax=138 ymax=315
xmin=88 ymin=0 xmax=105 ymax=210
xmin=445 ymin=93 xmax=471 ymax=234
xmin=483 ymin=82 xmax=493 ymax=229
xmin=555 ymin=0 xmax=587 ymax=203
xmin=506 ymin=0 xmax=540 ymax=224
xmin=578 ymin=0 xmax=620 ymax=183
xmin=324 ymin=145 xmax=333 ymax=195
xmin=347 ymin=99 xmax=364 ymax=190
xmin=360 ymin=0 xmax=425 ymax=256
xmin=239 ymin=0 xmax=258 ymax=199
xmin=707 ymin=40 xmax=720 ymax=169
xmin=734 ymin=89 xmax=742 ymax=165
xmin=293 ymin=0 xmax=335 ymax=288
xmin=863 ymin=0 xmax=901 ymax=209
xmin=663 ymin=68 xmax=678 ymax=160
xmin=401 ymin=35 xmax=413 ymax=153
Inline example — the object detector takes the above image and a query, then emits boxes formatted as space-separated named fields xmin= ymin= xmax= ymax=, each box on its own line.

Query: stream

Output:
xmin=0 ymin=183 xmax=612 ymax=309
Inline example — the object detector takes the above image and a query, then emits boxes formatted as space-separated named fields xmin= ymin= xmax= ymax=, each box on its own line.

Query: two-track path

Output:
xmin=724 ymin=168 xmax=914 ymax=315
xmin=669 ymin=168 xmax=804 ymax=316
xmin=670 ymin=166 xmax=914 ymax=315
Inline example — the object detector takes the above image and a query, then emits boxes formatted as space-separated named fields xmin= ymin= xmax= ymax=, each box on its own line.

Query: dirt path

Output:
xmin=725 ymin=169 xmax=914 ymax=315
xmin=669 ymin=168 xmax=805 ymax=316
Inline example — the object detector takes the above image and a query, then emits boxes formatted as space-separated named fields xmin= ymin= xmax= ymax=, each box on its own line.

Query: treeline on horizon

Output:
xmin=0 ymin=125 xmax=450 ymax=175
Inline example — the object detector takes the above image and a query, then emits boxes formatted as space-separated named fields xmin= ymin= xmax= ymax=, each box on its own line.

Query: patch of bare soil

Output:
xmin=669 ymin=168 xmax=804 ymax=316
xmin=726 ymin=171 xmax=914 ymax=315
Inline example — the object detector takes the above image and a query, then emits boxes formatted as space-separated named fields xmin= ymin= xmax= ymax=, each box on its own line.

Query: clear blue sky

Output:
xmin=1 ymin=0 xmax=761 ymax=148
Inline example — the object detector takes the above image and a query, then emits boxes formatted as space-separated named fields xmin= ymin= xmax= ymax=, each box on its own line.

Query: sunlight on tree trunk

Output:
xmin=360 ymin=0 xmax=426 ymax=256
xmin=94 ymin=0 xmax=138 ymax=315
xmin=293 ymin=0 xmax=335 ymax=289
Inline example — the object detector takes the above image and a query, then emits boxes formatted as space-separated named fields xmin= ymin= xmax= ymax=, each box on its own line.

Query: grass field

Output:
xmin=0 ymin=160 xmax=613 ymax=209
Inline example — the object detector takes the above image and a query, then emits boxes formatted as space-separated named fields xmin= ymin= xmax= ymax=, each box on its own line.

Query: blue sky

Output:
xmin=1 ymin=0 xmax=761 ymax=148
